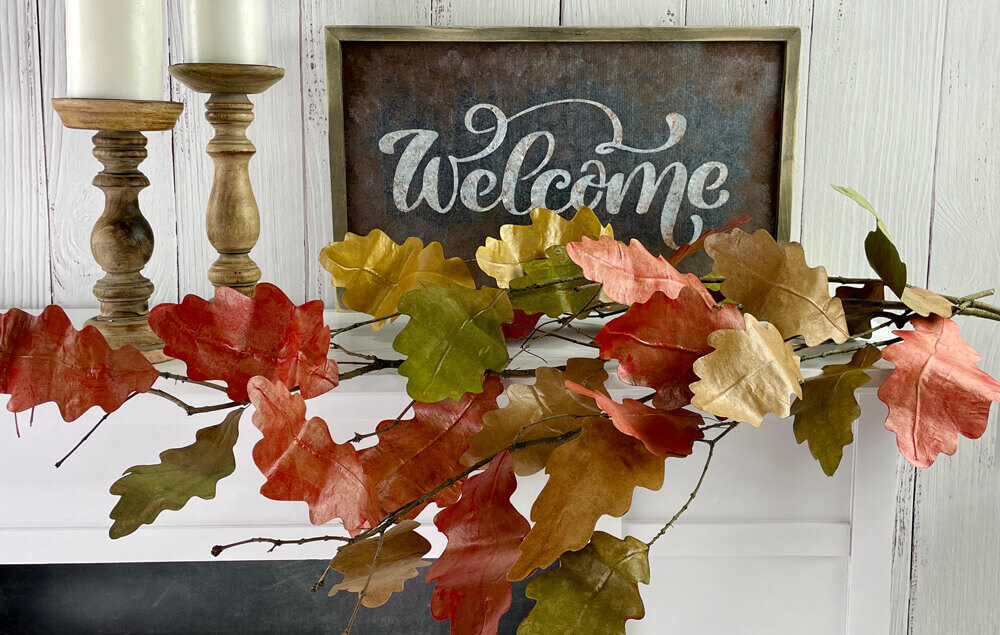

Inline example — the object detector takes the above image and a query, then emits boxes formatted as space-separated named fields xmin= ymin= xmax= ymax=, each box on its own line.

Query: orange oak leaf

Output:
xmin=564 ymin=381 xmax=704 ymax=457
xmin=247 ymin=377 xmax=377 ymax=533
xmin=501 ymin=309 xmax=543 ymax=340
xmin=667 ymin=214 xmax=751 ymax=266
xmin=359 ymin=376 xmax=504 ymax=519
xmin=594 ymin=288 xmax=745 ymax=410
xmin=879 ymin=316 xmax=1000 ymax=468
xmin=566 ymin=235 xmax=714 ymax=306
xmin=149 ymin=283 xmax=338 ymax=401
xmin=426 ymin=451 xmax=529 ymax=635
xmin=0 ymin=306 xmax=158 ymax=421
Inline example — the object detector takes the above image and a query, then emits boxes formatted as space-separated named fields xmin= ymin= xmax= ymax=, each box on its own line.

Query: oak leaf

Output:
xmin=501 ymin=310 xmax=543 ymax=340
xmin=667 ymin=214 xmax=751 ymax=266
xmin=900 ymin=286 xmax=954 ymax=318
xmin=108 ymin=408 xmax=241 ymax=538
xmin=426 ymin=451 xmax=529 ymax=635
xmin=690 ymin=314 xmax=804 ymax=426
xmin=247 ymin=377 xmax=377 ymax=533
xmin=328 ymin=519 xmax=432 ymax=608
xmin=476 ymin=207 xmax=612 ymax=288
xmin=705 ymin=229 xmax=851 ymax=346
xmin=833 ymin=185 xmax=908 ymax=297
xmin=567 ymin=235 xmax=714 ymax=306
xmin=791 ymin=345 xmax=881 ymax=476
xmin=836 ymin=281 xmax=886 ymax=334
xmin=508 ymin=245 xmax=599 ymax=317
xmin=595 ymin=288 xmax=745 ymax=410
xmin=393 ymin=284 xmax=512 ymax=403
xmin=519 ymin=532 xmax=649 ymax=635
xmin=564 ymin=381 xmax=704 ymax=457
xmin=463 ymin=359 xmax=609 ymax=476
xmin=319 ymin=229 xmax=474 ymax=328
xmin=879 ymin=316 xmax=1000 ymax=468
xmin=507 ymin=420 xmax=663 ymax=580
xmin=0 ymin=306 xmax=158 ymax=422
xmin=359 ymin=377 xmax=503 ymax=519
xmin=149 ymin=283 xmax=338 ymax=402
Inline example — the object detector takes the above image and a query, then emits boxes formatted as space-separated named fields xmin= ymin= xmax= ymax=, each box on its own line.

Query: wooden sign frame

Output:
xmin=325 ymin=25 xmax=800 ymax=262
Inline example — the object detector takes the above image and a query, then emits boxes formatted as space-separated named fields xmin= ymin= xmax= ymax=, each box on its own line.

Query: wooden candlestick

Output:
xmin=168 ymin=63 xmax=284 ymax=296
xmin=52 ymin=98 xmax=183 ymax=364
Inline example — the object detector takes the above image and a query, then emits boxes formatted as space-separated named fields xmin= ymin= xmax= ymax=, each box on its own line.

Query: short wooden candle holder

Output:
xmin=51 ymin=97 xmax=183 ymax=364
xmin=168 ymin=63 xmax=284 ymax=296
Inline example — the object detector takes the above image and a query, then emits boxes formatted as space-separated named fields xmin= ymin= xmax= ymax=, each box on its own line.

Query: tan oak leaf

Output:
xmin=900 ymin=286 xmax=954 ymax=318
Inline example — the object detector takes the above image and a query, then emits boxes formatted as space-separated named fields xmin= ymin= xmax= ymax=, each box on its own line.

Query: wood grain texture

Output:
xmin=562 ymin=0 xmax=684 ymax=26
xmin=38 ymin=0 xmax=178 ymax=308
xmin=1 ymin=0 xmax=51 ymax=307
xmin=300 ymin=0 xmax=432 ymax=306
xmin=911 ymin=0 xmax=1000 ymax=632
xmin=430 ymin=0 xmax=559 ymax=26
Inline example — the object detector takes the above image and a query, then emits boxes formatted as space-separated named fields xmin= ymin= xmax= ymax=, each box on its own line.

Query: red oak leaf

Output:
xmin=564 ymin=381 xmax=704 ymax=457
xmin=247 ymin=376 xmax=377 ymax=533
xmin=359 ymin=376 xmax=504 ymax=519
xmin=595 ymin=288 xmax=745 ymax=410
xmin=879 ymin=315 xmax=1000 ymax=468
xmin=426 ymin=451 xmax=529 ymax=635
xmin=566 ymin=235 xmax=714 ymax=306
xmin=667 ymin=214 xmax=751 ymax=266
xmin=149 ymin=283 xmax=338 ymax=401
xmin=501 ymin=310 xmax=543 ymax=340
xmin=0 ymin=306 xmax=158 ymax=421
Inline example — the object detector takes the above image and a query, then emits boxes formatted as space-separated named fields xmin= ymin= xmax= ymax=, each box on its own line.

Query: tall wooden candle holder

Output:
xmin=52 ymin=98 xmax=183 ymax=364
xmin=168 ymin=63 xmax=284 ymax=296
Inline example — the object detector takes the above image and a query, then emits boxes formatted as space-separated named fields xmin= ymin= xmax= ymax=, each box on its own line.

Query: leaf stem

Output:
xmin=54 ymin=392 xmax=139 ymax=468
xmin=342 ymin=530 xmax=386 ymax=635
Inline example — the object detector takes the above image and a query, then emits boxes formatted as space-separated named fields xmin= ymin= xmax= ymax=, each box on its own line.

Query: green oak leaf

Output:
xmin=833 ymin=185 xmax=908 ymax=297
xmin=508 ymin=245 xmax=599 ymax=317
xmin=109 ymin=408 xmax=242 ymax=538
xmin=394 ymin=283 xmax=513 ymax=402
xmin=790 ymin=345 xmax=881 ymax=476
xmin=518 ymin=531 xmax=649 ymax=635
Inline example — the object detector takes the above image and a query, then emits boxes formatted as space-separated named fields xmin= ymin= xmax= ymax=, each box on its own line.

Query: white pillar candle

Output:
xmin=64 ymin=0 xmax=164 ymax=101
xmin=183 ymin=0 xmax=269 ymax=65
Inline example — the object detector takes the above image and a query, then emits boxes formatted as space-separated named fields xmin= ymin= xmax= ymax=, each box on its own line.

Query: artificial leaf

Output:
xmin=0 ymin=306 xmax=158 ymax=422
xmin=319 ymin=229 xmax=474 ymax=328
xmin=507 ymin=420 xmax=663 ymax=580
xmin=501 ymin=310 xmax=543 ymax=340
xmin=108 ymin=408 xmax=241 ymax=538
xmin=900 ymin=286 xmax=954 ymax=318
xmin=247 ymin=377 xmax=377 ymax=533
xmin=791 ymin=346 xmax=881 ymax=476
xmin=426 ymin=451 xmax=529 ymax=635
xmin=595 ymin=287 xmax=745 ymax=410
xmin=705 ymin=229 xmax=851 ymax=346
xmin=690 ymin=314 xmax=804 ymax=426
xmin=564 ymin=381 xmax=704 ymax=457
xmin=328 ymin=519 xmax=432 ymax=608
xmin=463 ymin=359 xmax=609 ymax=476
xmin=566 ymin=235 xmax=714 ymax=306
xmin=833 ymin=185 xmax=908 ymax=297
xmin=836 ymin=281 xmax=886 ymax=334
xmin=519 ymin=532 xmax=649 ymax=635
xmin=476 ymin=207 xmax=613 ymax=288
xmin=359 ymin=377 xmax=503 ymax=519
xmin=149 ymin=283 xmax=338 ymax=402
xmin=879 ymin=315 xmax=1000 ymax=468
xmin=508 ymin=245 xmax=599 ymax=317
xmin=667 ymin=214 xmax=751 ymax=266
xmin=393 ymin=284 xmax=512 ymax=403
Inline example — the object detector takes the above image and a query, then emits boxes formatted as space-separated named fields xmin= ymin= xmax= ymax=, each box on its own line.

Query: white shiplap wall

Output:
xmin=2 ymin=0 xmax=998 ymax=631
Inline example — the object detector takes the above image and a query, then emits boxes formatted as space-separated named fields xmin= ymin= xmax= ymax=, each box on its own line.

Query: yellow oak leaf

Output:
xmin=507 ymin=420 xmax=664 ymax=581
xmin=900 ymin=286 xmax=953 ymax=317
xmin=705 ymin=229 xmax=850 ymax=346
xmin=475 ymin=207 xmax=613 ymax=288
xmin=327 ymin=519 xmax=432 ymax=608
xmin=690 ymin=314 xmax=804 ymax=426
xmin=461 ymin=358 xmax=609 ymax=476
xmin=319 ymin=229 xmax=474 ymax=329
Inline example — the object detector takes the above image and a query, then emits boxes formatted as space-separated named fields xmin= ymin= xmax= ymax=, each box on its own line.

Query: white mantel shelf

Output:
xmin=0 ymin=309 xmax=901 ymax=634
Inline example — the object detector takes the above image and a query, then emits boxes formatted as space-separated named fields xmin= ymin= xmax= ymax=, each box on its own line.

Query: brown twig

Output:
xmin=350 ymin=400 xmax=415 ymax=443
xmin=341 ymin=530 xmax=386 ymax=635
xmin=146 ymin=388 xmax=249 ymax=416
xmin=54 ymin=392 xmax=139 ymax=468
xmin=210 ymin=533 xmax=351 ymax=557
xmin=797 ymin=338 xmax=903 ymax=362
xmin=331 ymin=313 xmax=400 ymax=337
xmin=158 ymin=371 xmax=228 ymax=393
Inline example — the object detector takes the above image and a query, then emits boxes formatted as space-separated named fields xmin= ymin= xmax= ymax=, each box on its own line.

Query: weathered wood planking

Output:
xmin=913 ymin=0 xmax=1000 ymax=632
xmin=38 ymin=0 xmax=178 ymax=307
xmin=562 ymin=0 xmax=684 ymax=27
xmin=0 ymin=0 xmax=51 ymax=307
xmin=301 ymin=0 xmax=432 ymax=305
xmin=431 ymin=0 xmax=559 ymax=26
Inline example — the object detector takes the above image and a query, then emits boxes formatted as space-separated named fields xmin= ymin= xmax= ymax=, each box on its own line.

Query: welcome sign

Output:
xmin=326 ymin=27 xmax=800 ymax=275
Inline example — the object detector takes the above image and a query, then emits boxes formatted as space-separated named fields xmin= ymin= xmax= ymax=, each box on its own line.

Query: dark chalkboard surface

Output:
xmin=327 ymin=26 xmax=800 ymax=275
xmin=0 ymin=559 xmax=540 ymax=633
